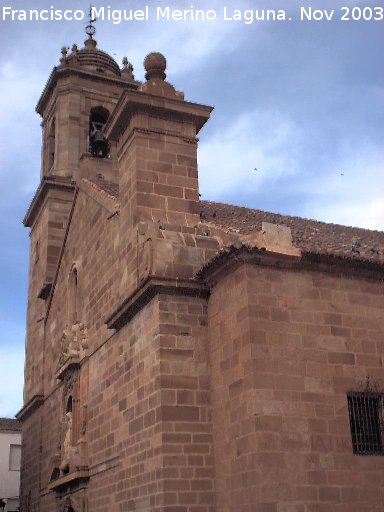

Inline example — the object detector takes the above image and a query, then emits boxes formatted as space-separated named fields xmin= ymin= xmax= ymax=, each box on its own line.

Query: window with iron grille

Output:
xmin=347 ymin=392 xmax=384 ymax=455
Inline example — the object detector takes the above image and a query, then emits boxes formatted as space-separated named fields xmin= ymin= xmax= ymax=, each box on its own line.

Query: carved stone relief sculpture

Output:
xmin=59 ymin=493 xmax=87 ymax=512
xmin=58 ymin=322 xmax=88 ymax=368
xmin=58 ymin=375 xmax=88 ymax=477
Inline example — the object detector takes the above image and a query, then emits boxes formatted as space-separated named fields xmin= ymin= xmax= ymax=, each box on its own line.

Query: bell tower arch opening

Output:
xmin=89 ymin=106 xmax=110 ymax=158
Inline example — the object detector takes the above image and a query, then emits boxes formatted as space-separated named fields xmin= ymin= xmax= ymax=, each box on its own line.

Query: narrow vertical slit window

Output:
xmin=68 ymin=265 xmax=78 ymax=326
xmin=47 ymin=118 xmax=56 ymax=171
xmin=34 ymin=240 xmax=40 ymax=265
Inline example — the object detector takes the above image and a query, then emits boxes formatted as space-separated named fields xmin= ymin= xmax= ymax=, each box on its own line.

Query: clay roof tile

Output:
xmin=0 ymin=418 xmax=21 ymax=432
xmin=200 ymin=200 xmax=384 ymax=264
xmin=88 ymin=179 xmax=384 ymax=264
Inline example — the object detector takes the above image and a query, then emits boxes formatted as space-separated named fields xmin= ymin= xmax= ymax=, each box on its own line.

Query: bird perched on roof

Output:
xmin=351 ymin=242 xmax=362 ymax=254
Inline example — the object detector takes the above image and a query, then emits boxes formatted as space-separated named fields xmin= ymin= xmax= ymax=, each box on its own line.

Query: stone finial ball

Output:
xmin=144 ymin=52 xmax=166 ymax=72
xmin=144 ymin=52 xmax=167 ymax=80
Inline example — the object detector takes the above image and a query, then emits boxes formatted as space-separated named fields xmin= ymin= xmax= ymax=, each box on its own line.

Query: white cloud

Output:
xmin=0 ymin=344 xmax=24 ymax=418
xmin=198 ymin=108 xmax=384 ymax=231
xmin=0 ymin=313 xmax=25 ymax=417
xmin=0 ymin=62 xmax=42 ymax=132
xmin=302 ymin=145 xmax=384 ymax=230
xmin=0 ymin=61 xmax=42 ymax=195
xmin=316 ymin=198 xmax=384 ymax=231
xmin=102 ymin=0 xmax=254 ymax=80
xmin=199 ymin=108 xmax=303 ymax=199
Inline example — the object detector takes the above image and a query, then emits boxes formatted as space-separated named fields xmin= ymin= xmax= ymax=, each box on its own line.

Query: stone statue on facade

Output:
xmin=58 ymin=322 xmax=88 ymax=367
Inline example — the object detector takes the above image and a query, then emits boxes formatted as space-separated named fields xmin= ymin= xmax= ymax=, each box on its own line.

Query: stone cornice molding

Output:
xmin=106 ymin=276 xmax=209 ymax=331
xmin=36 ymin=65 xmax=140 ymax=116
xmin=47 ymin=469 xmax=89 ymax=492
xmin=104 ymin=88 xmax=213 ymax=143
xmin=196 ymin=245 xmax=384 ymax=288
xmin=16 ymin=394 xmax=44 ymax=422
xmin=23 ymin=176 xmax=75 ymax=228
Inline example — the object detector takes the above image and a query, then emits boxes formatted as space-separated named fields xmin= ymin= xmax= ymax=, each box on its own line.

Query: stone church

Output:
xmin=17 ymin=31 xmax=384 ymax=512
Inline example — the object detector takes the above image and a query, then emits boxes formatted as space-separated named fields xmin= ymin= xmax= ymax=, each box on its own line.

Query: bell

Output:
xmin=90 ymin=130 xmax=109 ymax=158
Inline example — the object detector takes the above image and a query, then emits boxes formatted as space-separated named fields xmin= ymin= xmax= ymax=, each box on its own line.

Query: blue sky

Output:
xmin=0 ymin=0 xmax=383 ymax=417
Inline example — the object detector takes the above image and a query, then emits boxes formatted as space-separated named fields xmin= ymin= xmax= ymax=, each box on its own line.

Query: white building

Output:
xmin=0 ymin=419 xmax=21 ymax=512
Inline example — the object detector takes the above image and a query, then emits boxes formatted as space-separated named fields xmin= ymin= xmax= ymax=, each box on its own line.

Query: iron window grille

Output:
xmin=347 ymin=389 xmax=384 ymax=455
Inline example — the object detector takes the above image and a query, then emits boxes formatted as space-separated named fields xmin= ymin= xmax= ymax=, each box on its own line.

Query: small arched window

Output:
xmin=67 ymin=264 xmax=79 ymax=326
xmin=49 ymin=467 xmax=60 ymax=482
xmin=66 ymin=395 xmax=73 ymax=414
xmin=89 ymin=106 xmax=110 ymax=158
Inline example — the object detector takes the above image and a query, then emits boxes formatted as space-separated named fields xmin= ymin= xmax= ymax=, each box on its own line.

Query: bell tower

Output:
xmin=19 ymin=24 xmax=216 ymax=512
xmin=22 ymin=26 xmax=137 ymax=404
xmin=37 ymin=30 xmax=137 ymax=182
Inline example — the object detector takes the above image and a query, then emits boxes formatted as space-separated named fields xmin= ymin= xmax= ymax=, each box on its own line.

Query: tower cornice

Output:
xmin=36 ymin=65 xmax=140 ymax=117
xmin=104 ymin=88 xmax=213 ymax=143
xmin=23 ymin=175 xmax=75 ymax=228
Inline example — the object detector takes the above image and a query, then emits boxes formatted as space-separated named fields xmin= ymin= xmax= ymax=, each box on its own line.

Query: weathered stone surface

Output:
xmin=19 ymin=36 xmax=384 ymax=512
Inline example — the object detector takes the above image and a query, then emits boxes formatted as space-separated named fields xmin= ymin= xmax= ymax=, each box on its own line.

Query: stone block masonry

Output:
xmin=18 ymin=34 xmax=384 ymax=512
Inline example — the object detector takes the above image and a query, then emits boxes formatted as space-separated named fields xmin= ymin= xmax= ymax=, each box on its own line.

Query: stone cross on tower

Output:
xmin=85 ymin=6 xmax=96 ymax=40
